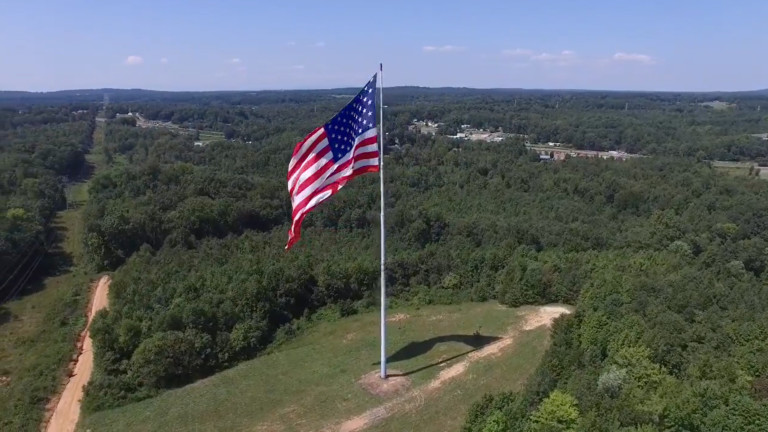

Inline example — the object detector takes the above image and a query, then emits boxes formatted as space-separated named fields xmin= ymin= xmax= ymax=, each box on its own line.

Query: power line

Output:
xmin=0 ymin=239 xmax=42 ymax=281
xmin=1 ymin=252 xmax=45 ymax=304
xmin=0 ymin=240 xmax=42 ymax=293
xmin=0 ymin=230 xmax=55 ymax=303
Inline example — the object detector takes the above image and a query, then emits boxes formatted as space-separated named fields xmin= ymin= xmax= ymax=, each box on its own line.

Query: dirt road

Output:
xmin=332 ymin=305 xmax=572 ymax=432
xmin=46 ymin=275 xmax=111 ymax=432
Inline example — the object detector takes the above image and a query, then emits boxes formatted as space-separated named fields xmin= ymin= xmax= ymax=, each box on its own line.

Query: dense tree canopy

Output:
xmin=0 ymin=107 xmax=94 ymax=300
xmin=83 ymin=111 xmax=768 ymax=425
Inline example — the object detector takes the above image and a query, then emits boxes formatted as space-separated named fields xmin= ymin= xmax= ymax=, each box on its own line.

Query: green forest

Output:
xmin=0 ymin=107 xmax=94 ymax=301
xmin=3 ymin=88 xmax=768 ymax=430
xmin=100 ymin=88 xmax=768 ymax=161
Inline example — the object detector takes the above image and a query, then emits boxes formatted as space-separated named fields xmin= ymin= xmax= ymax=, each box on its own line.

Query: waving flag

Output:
xmin=286 ymin=76 xmax=380 ymax=249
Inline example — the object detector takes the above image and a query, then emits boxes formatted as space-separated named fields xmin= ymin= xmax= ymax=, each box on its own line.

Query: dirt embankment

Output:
xmin=44 ymin=275 xmax=111 ymax=432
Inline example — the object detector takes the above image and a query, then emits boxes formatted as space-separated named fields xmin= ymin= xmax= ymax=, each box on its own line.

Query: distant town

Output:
xmin=410 ymin=119 xmax=640 ymax=161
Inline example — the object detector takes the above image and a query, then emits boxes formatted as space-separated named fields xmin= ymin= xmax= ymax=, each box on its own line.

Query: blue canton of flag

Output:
xmin=325 ymin=77 xmax=377 ymax=161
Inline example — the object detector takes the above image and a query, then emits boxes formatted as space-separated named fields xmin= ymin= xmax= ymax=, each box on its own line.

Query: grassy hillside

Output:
xmin=80 ymin=303 xmax=567 ymax=432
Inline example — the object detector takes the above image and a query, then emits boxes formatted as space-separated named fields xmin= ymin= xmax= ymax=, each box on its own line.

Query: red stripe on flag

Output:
xmin=285 ymin=164 xmax=380 ymax=249
xmin=288 ymin=130 xmax=327 ymax=180
xmin=288 ymin=145 xmax=332 ymax=196
xmin=291 ymin=158 xmax=335 ymax=202
xmin=291 ymin=127 xmax=323 ymax=160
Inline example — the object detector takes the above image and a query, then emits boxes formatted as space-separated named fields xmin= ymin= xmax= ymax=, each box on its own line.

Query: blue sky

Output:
xmin=1 ymin=0 xmax=766 ymax=92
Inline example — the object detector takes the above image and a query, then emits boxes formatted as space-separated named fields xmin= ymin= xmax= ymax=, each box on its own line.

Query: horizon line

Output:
xmin=1 ymin=86 xmax=767 ymax=95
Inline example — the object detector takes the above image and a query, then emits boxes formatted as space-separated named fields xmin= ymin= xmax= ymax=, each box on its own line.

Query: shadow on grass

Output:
xmin=0 ymin=224 xmax=75 ymax=306
xmin=373 ymin=334 xmax=502 ymax=376
xmin=0 ymin=306 xmax=12 ymax=325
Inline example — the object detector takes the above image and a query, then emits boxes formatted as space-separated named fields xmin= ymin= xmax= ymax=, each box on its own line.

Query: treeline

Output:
xmin=0 ymin=108 xmax=95 ymax=301
xmin=464 ymin=249 xmax=768 ymax=431
xmin=105 ymin=89 xmax=768 ymax=161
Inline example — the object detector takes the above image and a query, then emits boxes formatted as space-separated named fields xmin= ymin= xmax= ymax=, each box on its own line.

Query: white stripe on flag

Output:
xmin=289 ymin=128 xmax=325 ymax=171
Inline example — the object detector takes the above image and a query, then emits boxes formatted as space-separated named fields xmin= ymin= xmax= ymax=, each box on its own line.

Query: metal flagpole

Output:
xmin=378 ymin=63 xmax=387 ymax=379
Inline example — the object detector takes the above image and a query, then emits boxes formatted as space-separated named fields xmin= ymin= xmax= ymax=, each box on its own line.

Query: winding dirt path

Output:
xmin=45 ymin=275 xmax=111 ymax=432
xmin=331 ymin=305 xmax=572 ymax=432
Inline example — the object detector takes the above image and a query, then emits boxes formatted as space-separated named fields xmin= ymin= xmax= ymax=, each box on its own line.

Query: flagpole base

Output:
xmin=359 ymin=369 xmax=410 ymax=397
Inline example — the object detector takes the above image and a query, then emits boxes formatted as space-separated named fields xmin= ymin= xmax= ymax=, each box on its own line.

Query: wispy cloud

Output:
xmin=160 ymin=57 xmax=168 ymax=64
xmin=124 ymin=55 xmax=144 ymax=66
xmin=531 ymin=50 xmax=578 ymax=66
xmin=613 ymin=52 xmax=655 ymax=64
xmin=501 ymin=48 xmax=533 ymax=57
xmin=422 ymin=45 xmax=465 ymax=53
xmin=286 ymin=41 xmax=296 ymax=46
xmin=291 ymin=65 xmax=305 ymax=70
xmin=314 ymin=41 xmax=326 ymax=48
xmin=500 ymin=49 xmax=578 ymax=66
xmin=230 ymin=58 xmax=242 ymax=64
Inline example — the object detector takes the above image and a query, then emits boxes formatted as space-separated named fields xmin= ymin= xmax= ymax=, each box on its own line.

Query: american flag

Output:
xmin=286 ymin=76 xmax=380 ymax=249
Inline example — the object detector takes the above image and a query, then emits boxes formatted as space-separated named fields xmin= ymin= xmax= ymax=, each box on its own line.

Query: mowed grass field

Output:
xmin=198 ymin=131 xmax=225 ymax=142
xmin=711 ymin=161 xmax=768 ymax=179
xmin=80 ymin=303 xmax=566 ymax=432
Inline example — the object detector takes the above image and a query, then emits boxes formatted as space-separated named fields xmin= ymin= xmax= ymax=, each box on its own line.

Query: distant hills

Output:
xmin=1 ymin=87 xmax=767 ymax=107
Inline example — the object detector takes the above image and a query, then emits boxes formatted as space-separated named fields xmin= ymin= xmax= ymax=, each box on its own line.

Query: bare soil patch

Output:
xmin=386 ymin=313 xmax=409 ymax=322
xmin=358 ymin=370 xmax=411 ymax=398
xmin=521 ymin=305 xmax=571 ymax=330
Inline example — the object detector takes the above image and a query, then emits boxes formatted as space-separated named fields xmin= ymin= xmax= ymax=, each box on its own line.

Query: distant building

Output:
xmin=409 ymin=119 xmax=440 ymax=135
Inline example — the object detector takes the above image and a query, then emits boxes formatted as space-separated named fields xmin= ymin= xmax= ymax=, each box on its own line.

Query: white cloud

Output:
xmin=291 ymin=65 xmax=305 ymax=70
xmin=160 ymin=57 xmax=168 ymax=64
xmin=501 ymin=48 xmax=533 ymax=57
xmin=314 ymin=41 xmax=326 ymax=48
xmin=613 ymin=52 xmax=655 ymax=64
xmin=532 ymin=50 xmax=576 ymax=61
xmin=422 ymin=45 xmax=465 ymax=53
xmin=230 ymin=58 xmax=242 ymax=64
xmin=531 ymin=50 xmax=578 ymax=66
xmin=500 ymin=49 xmax=577 ymax=66
xmin=124 ymin=55 xmax=144 ymax=66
